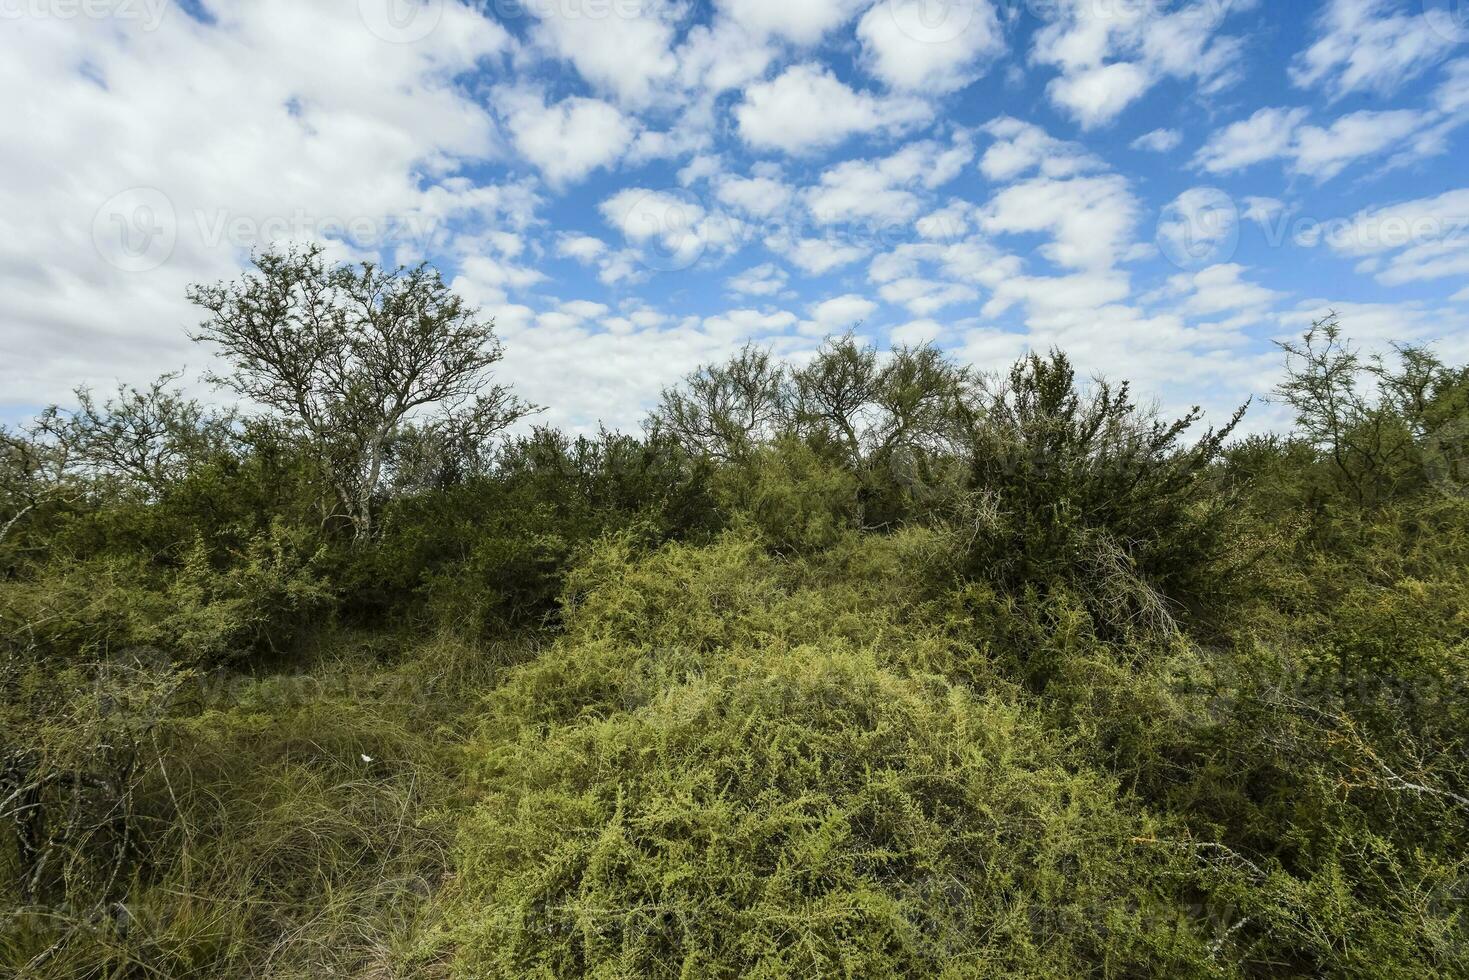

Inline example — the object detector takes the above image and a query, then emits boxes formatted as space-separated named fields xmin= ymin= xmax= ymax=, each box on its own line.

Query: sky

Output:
xmin=3 ymin=0 xmax=1469 ymax=434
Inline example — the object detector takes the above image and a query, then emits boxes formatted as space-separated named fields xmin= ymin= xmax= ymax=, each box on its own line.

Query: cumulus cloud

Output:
xmin=890 ymin=319 xmax=944 ymax=346
xmin=1291 ymin=0 xmax=1458 ymax=98
xmin=803 ymin=293 xmax=879 ymax=335
xmin=727 ymin=263 xmax=790 ymax=296
xmin=1162 ymin=263 xmax=1284 ymax=318
xmin=1314 ymin=189 xmax=1469 ymax=286
xmin=1194 ymin=107 xmax=1311 ymax=173
xmin=981 ymin=117 xmax=1103 ymax=181
xmin=804 ymin=135 xmax=975 ymax=226
xmin=528 ymin=0 xmax=679 ymax=107
xmin=714 ymin=0 xmax=867 ymax=45
xmin=1194 ymin=104 xmax=1456 ymax=180
xmin=857 ymin=0 xmax=1005 ymax=94
xmin=497 ymin=87 xmax=635 ymax=185
xmin=1031 ymin=0 xmax=1250 ymax=128
xmin=735 ymin=64 xmax=931 ymax=154
xmin=980 ymin=175 xmax=1144 ymax=271
xmin=1131 ymin=128 xmax=1183 ymax=152
xmin=0 ymin=1 xmax=515 ymax=408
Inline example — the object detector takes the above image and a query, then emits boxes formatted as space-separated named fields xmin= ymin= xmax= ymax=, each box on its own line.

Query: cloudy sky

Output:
xmin=4 ymin=0 xmax=1469 ymax=432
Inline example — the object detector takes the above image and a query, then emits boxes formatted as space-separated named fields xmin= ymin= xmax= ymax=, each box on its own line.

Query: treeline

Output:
xmin=2 ymin=247 xmax=1468 ymax=977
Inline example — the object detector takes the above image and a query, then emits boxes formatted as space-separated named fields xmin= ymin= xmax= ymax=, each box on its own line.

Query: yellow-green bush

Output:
xmin=447 ymin=646 xmax=1220 ymax=979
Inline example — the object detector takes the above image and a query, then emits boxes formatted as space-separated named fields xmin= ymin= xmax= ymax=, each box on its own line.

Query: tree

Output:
xmin=651 ymin=343 xmax=786 ymax=462
xmin=38 ymin=374 xmax=235 ymax=493
xmin=958 ymin=349 xmax=1246 ymax=616
xmin=187 ymin=245 xmax=536 ymax=541
xmin=1273 ymin=314 xmax=1469 ymax=506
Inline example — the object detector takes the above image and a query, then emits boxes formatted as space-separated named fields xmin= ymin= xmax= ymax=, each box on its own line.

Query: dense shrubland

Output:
xmin=2 ymin=251 xmax=1467 ymax=977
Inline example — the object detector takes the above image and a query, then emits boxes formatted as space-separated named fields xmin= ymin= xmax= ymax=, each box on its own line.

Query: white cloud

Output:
xmin=678 ymin=154 xmax=723 ymax=186
xmin=878 ymin=277 xmax=980 ymax=316
xmin=804 ymin=135 xmax=974 ymax=226
xmin=868 ymin=239 xmax=1019 ymax=291
xmin=1031 ymin=0 xmax=1250 ymax=128
xmin=980 ymin=117 xmax=1103 ymax=181
xmin=857 ymin=0 xmax=1004 ymax=94
xmin=1291 ymin=109 xmax=1431 ymax=179
xmin=1195 ymin=103 xmax=1452 ymax=179
xmin=1156 ymin=187 xmax=1241 ymax=270
xmin=726 ymin=263 xmax=789 ymax=296
xmin=496 ymin=305 xmax=807 ymax=433
xmin=556 ymin=299 xmax=612 ymax=322
xmin=454 ymin=252 xmax=546 ymax=307
xmin=1278 ymin=299 xmax=1469 ymax=363
xmin=1194 ymin=107 xmax=1310 ymax=173
xmin=0 ymin=2 xmax=515 ymax=408
xmin=1316 ymin=189 xmax=1469 ymax=286
xmin=1131 ymin=128 xmax=1183 ymax=152
xmin=916 ymin=201 xmax=974 ymax=241
xmin=556 ymin=233 xmax=609 ymax=262
xmin=529 ymin=0 xmax=679 ymax=107
xmin=890 ymin=319 xmax=943 ymax=346
xmin=1434 ymin=59 xmax=1469 ymax=115
xmin=714 ymin=173 xmax=796 ymax=219
xmin=1047 ymin=62 xmax=1152 ymax=130
xmin=1163 ymin=263 xmax=1283 ymax=317
xmin=974 ymin=268 xmax=1268 ymax=423
xmin=735 ymin=64 xmax=931 ymax=154
xmin=803 ymin=293 xmax=879 ymax=335
xmin=1291 ymin=0 xmax=1458 ymax=98
xmin=980 ymin=175 xmax=1144 ymax=271
xmin=497 ymin=87 xmax=635 ymax=185
xmin=1242 ymin=197 xmax=1287 ymax=226
xmin=770 ymin=235 xmax=869 ymax=274
xmin=599 ymin=187 xmax=738 ymax=270
xmin=713 ymin=0 xmax=867 ymax=45
xmin=674 ymin=19 xmax=779 ymax=96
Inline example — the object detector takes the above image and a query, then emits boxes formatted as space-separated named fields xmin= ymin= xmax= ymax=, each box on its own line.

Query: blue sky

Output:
xmin=3 ymin=0 xmax=1469 ymax=432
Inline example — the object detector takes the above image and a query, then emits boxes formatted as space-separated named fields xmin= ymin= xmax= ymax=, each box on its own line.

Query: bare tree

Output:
xmin=188 ymin=245 xmax=536 ymax=541
xmin=40 ymin=374 xmax=234 ymax=492
xmin=0 ymin=427 xmax=71 ymax=547
xmin=652 ymin=343 xmax=787 ymax=462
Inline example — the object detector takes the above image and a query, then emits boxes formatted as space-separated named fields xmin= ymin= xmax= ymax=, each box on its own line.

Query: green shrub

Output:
xmin=448 ymin=646 xmax=1221 ymax=979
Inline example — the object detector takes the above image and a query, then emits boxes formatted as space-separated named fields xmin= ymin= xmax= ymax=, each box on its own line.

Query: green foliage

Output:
xmin=5 ymin=310 xmax=1469 ymax=979
xmin=443 ymin=537 xmax=1221 ymax=978
xmin=451 ymin=649 xmax=1217 ymax=979
xmin=713 ymin=436 xmax=860 ymax=553
xmin=1 ymin=633 xmax=484 ymax=978
xmin=957 ymin=349 xmax=1245 ymax=616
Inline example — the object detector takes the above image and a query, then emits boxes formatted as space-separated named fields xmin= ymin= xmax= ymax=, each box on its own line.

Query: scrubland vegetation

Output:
xmin=3 ymin=247 xmax=1469 ymax=977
